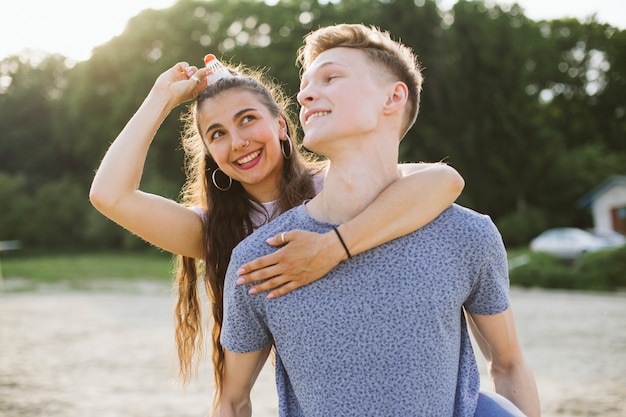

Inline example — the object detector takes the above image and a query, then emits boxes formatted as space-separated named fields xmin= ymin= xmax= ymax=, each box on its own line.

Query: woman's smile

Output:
xmin=235 ymin=149 xmax=262 ymax=169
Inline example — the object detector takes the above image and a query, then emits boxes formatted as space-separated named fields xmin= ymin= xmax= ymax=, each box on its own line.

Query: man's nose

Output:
xmin=297 ymin=84 xmax=316 ymax=106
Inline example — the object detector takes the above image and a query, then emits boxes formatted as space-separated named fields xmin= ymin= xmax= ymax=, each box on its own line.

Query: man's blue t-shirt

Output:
xmin=222 ymin=203 xmax=510 ymax=417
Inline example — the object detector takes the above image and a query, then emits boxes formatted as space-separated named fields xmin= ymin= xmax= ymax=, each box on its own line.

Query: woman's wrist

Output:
xmin=332 ymin=226 xmax=352 ymax=260
xmin=143 ymin=88 xmax=177 ymax=120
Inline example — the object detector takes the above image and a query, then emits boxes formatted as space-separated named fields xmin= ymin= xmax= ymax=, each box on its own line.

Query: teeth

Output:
xmin=307 ymin=111 xmax=329 ymax=123
xmin=237 ymin=150 xmax=260 ymax=165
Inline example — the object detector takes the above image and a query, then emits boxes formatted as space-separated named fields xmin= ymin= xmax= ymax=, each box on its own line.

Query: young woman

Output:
xmin=89 ymin=60 xmax=464 ymax=391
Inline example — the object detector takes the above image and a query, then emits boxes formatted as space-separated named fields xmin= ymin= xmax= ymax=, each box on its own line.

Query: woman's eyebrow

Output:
xmin=205 ymin=107 xmax=258 ymax=135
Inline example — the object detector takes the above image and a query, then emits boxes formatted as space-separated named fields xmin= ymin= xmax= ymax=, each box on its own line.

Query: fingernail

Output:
xmin=267 ymin=293 xmax=275 ymax=300
xmin=248 ymin=288 xmax=257 ymax=295
xmin=236 ymin=278 xmax=245 ymax=285
xmin=237 ymin=268 xmax=245 ymax=275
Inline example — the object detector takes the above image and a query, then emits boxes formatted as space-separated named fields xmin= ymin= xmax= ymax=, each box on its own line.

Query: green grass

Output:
xmin=0 ymin=250 xmax=176 ymax=284
xmin=3 ymin=247 xmax=621 ymax=293
xmin=0 ymin=247 xmax=532 ymax=283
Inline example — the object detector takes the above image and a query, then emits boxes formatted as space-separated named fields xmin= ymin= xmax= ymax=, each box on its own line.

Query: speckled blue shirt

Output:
xmin=221 ymin=203 xmax=510 ymax=417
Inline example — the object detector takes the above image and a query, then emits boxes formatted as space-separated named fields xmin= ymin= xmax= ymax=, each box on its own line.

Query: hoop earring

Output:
xmin=281 ymin=135 xmax=293 ymax=159
xmin=211 ymin=168 xmax=232 ymax=191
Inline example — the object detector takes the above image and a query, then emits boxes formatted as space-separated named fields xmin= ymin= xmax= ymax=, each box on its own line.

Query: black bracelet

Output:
xmin=332 ymin=226 xmax=352 ymax=259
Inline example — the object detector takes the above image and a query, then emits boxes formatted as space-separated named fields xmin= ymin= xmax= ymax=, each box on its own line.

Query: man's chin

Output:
xmin=302 ymin=134 xmax=321 ymax=153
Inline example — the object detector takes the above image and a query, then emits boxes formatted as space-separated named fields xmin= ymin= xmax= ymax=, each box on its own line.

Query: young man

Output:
xmin=216 ymin=24 xmax=540 ymax=417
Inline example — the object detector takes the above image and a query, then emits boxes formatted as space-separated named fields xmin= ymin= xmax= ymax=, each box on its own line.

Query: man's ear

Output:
xmin=383 ymin=82 xmax=409 ymax=116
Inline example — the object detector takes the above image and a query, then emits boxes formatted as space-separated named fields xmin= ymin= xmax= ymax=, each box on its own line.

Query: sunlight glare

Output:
xmin=0 ymin=0 xmax=176 ymax=62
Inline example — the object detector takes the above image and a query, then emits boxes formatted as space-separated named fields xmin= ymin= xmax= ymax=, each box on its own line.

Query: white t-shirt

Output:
xmin=191 ymin=169 xmax=326 ymax=229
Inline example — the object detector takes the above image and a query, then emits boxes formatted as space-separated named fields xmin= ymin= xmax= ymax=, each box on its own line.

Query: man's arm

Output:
xmin=467 ymin=309 xmax=541 ymax=417
xmin=212 ymin=346 xmax=272 ymax=417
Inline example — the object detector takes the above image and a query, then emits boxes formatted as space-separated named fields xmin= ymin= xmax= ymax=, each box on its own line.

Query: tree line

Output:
xmin=1 ymin=0 xmax=624 ymax=250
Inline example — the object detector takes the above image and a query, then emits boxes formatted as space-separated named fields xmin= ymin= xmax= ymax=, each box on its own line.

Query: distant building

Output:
xmin=580 ymin=175 xmax=626 ymax=234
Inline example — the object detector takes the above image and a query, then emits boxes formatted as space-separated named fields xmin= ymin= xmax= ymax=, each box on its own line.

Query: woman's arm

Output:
xmin=89 ymin=62 xmax=207 ymax=258
xmin=337 ymin=162 xmax=464 ymax=254
xmin=467 ymin=309 xmax=541 ymax=417
xmin=237 ymin=162 xmax=464 ymax=298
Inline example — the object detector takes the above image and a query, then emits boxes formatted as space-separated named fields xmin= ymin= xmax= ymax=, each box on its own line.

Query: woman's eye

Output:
xmin=210 ymin=130 xmax=225 ymax=141
xmin=242 ymin=115 xmax=255 ymax=125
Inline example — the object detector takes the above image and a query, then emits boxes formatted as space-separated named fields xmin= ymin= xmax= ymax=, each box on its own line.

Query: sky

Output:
xmin=1 ymin=0 xmax=624 ymax=62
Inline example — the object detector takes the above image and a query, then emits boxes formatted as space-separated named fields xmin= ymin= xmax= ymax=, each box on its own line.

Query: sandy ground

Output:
xmin=0 ymin=281 xmax=624 ymax=417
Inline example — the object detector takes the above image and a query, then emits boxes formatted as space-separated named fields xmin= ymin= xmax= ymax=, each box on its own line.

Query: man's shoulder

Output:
xmin=435 ymin=204 xmax=500 ymax=238
xmin=444 ymin=203 xmax=484 ymax=217
xmin=442 ymin=204 xmax=493 ymax=224
xmin=232 ymin=204 xmax=310 ymax=260
xmin=256 ymin=204 xmax=309 ymax=236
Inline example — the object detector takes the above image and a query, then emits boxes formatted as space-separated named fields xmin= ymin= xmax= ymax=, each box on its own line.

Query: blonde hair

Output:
xmin=297 ymin=24 xmax=423 ymax=138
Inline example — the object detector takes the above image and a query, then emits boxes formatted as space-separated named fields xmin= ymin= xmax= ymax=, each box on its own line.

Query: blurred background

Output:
xmin=0 ymin=0 xmax=625 ymax=416
xmin=1 ymin=0 xmax=624 ymax=262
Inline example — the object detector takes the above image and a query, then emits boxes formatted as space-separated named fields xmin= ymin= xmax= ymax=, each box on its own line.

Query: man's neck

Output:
xmin=306 ymin=151 xmax=400 ymax=224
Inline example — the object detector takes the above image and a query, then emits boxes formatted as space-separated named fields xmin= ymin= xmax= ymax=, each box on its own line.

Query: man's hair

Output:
xmin=297 ymin=24 xmax=423 ymax=138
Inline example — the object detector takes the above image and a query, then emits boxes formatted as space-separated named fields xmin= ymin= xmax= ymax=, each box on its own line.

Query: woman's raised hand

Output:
xmin=152 ymin=62 xmax=207 ymax=107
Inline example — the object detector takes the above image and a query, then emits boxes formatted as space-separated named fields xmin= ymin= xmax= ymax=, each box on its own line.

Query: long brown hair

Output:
xmin=174 ymin=67 xmax=322 ymax=402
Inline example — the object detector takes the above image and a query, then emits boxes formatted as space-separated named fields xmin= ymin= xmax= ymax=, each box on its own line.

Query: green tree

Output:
xmin=0 ymin=173 xmax=31 ymax=241
xmin=1 ymin=0 xmax=623 ymax=250
xmin=25 ymin=177 xmax=89 ymax=248
xmin=519 ymin=19 xmax=626 ymax=228
xmin=411 ymin=2 xmax=565 ymax=221
xmin=0 ymin=54 xmax=71 ymax=185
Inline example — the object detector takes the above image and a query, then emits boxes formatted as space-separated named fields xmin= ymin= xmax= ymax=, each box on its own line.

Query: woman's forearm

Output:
xmin=88 ymin=64 xmax=206 ymax=258
xmin=89 ymin=89 xmax=172 ymax=210
xmin=236 ymin=163 xmax=463 ymax=297
xmin=336 ymin=163 xmax=464 ymax=256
